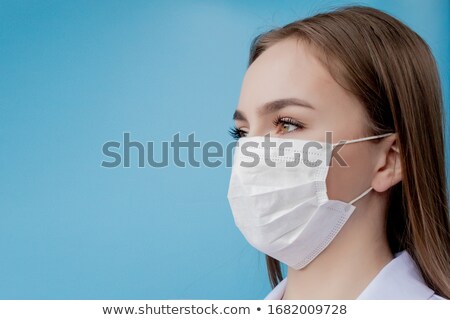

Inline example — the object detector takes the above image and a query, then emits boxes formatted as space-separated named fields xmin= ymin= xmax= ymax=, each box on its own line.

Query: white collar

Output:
xmin=264 ymin=251 xmax=440 ymax=300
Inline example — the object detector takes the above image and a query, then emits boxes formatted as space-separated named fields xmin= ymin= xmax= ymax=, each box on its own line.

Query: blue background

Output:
xmin=0 ymin=0 xmax=448 ymax=299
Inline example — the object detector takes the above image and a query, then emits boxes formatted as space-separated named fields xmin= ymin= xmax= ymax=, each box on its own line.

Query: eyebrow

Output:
xmin=232 ymin=98 xmax=314 ymax=121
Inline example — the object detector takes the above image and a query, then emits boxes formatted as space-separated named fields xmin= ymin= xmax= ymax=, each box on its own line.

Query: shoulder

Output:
xmin=429 ymin=294 xmax=446 ymax=300
xmin=264 ymin=278 xmax=287 ymax=300
xmin=263 ymin=251 xmax=446 ymax=300
xmin=357 ymin=250 xmax=444 ymax=300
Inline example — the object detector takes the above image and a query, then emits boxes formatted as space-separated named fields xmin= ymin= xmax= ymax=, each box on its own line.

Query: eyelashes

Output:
xmin=229 ymin=116 xmax=306 ymax=140
xmin=228 ymin=127 xmax=246 ymax=140
xmin=272 ymin=116 xmax=305 ymax=131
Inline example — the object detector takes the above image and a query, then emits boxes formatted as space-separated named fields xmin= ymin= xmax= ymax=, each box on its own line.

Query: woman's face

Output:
xmin=233 ymin=37 xmax=381 ymax=202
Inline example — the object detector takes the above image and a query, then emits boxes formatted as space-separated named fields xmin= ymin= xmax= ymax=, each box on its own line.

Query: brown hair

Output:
xmin=247 ymin=5 xmax=450 ymax=298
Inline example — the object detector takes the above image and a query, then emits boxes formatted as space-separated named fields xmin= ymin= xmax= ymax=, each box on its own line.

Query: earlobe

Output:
xmin=371 ymin=137 xmax=402 ymax=193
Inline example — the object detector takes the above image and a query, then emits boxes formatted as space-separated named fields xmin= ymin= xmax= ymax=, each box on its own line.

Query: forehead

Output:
xmin=238 ymin=37 xmax=341 ymax=112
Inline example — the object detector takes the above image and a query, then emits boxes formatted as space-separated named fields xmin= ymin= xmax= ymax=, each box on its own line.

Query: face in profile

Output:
xmin=232 ymin=37 xmax=385 ymax=203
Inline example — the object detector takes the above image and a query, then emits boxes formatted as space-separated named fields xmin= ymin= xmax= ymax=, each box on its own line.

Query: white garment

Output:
xmin=264 ymin=251 xmax=445 ymax=300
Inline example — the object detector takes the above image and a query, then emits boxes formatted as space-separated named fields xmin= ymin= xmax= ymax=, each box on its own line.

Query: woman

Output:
xmin=227 ymin=6 xmax=449 ymax=299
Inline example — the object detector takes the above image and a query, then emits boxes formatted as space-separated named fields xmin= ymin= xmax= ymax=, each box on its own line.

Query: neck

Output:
xmin=282 ymin=192 xmax=393 ymax=299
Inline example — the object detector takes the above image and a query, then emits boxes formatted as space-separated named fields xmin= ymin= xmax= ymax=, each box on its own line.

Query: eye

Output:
xmin=228 ymin=126 xmax=248 ymax=140
xmin=273 ymin=116 xmax=305 ymax=134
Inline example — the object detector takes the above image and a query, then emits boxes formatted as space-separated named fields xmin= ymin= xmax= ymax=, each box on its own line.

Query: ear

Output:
xmin=371 ymin=134 xmax=402 ymax=193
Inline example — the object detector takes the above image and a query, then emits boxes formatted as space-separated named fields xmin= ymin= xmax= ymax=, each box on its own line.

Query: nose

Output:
xmin=245 ymin=121 xmax=275 ymax=137
xmin=247 ymin=129 xmax=272 ymax=138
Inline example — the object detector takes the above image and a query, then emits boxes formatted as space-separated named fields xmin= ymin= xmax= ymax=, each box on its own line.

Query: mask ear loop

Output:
xmin=331 ymin=132 xmax=394 ymax=148
xmin=349 ymin=186 xmax=373 ymax=205
xmin=331 ymin=132 xmax=395 ymax=205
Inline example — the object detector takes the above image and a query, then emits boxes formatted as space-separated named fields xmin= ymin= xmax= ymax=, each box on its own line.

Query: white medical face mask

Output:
xmin=227 ymin=133 xmax=392 ymax=269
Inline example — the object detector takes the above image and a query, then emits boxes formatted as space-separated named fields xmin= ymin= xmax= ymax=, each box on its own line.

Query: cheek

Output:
xmin=325 ymin=144 xmax=374 ymax=202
